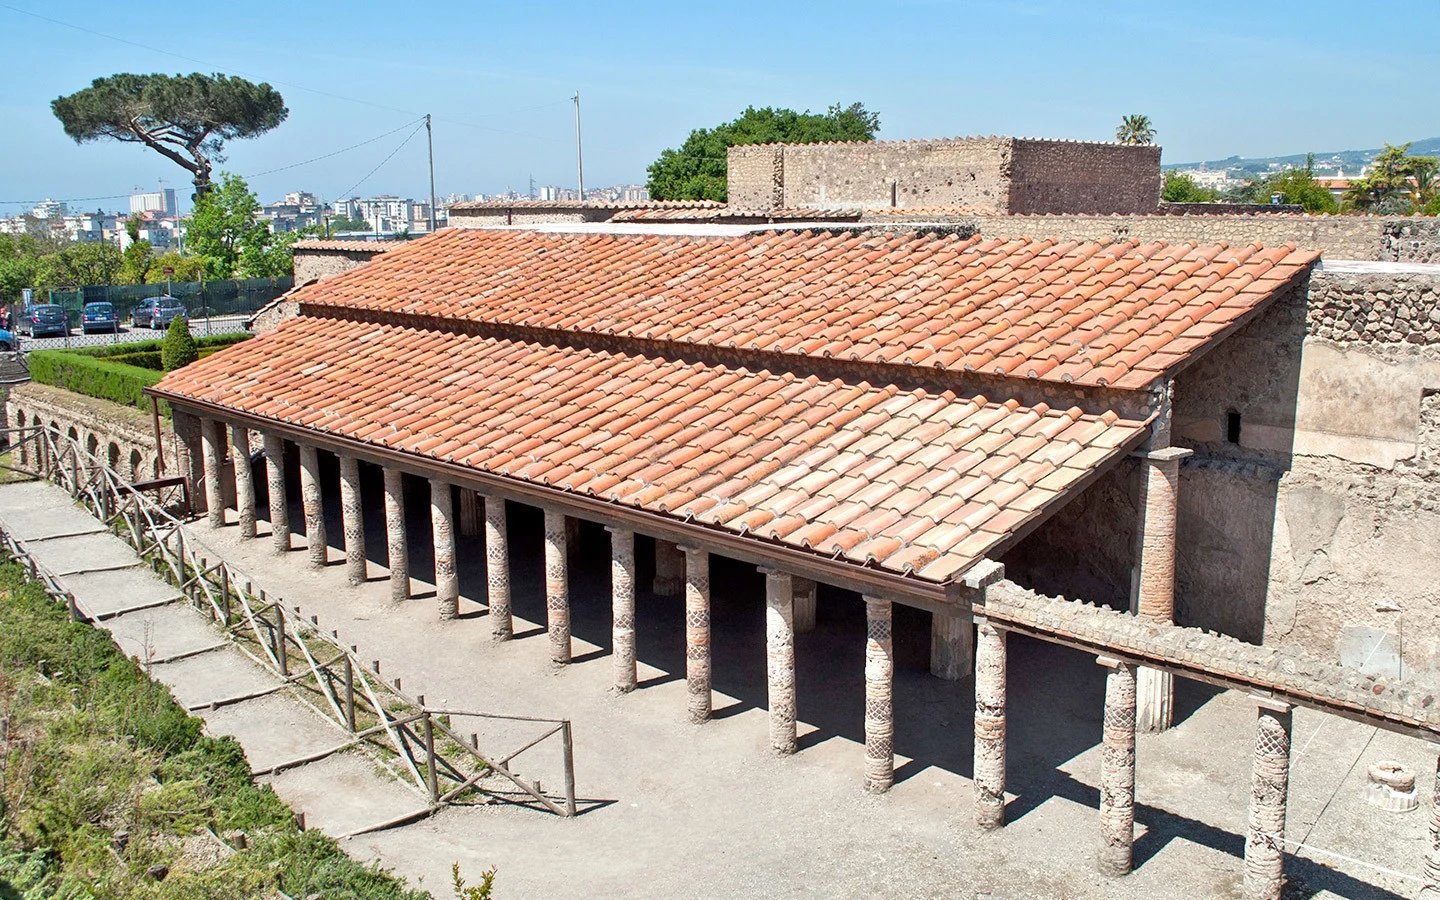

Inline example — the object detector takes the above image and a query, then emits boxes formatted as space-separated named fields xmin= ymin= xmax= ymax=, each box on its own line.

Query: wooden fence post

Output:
xmin=562 ymin=720 xmax=577 ymax=817
xmin=423 ymin=713 xmax=439 ymax=803
xmin=344 ymin=657 xmax=356 ymax=732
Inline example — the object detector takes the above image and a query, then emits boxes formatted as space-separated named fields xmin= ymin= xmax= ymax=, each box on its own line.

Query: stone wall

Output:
xmin=973 ymin=213 xmax=1386 ymax=258
xmin=5 ymin=382 xmax=179 ymax=482
xmin=726 ymin=137 xmax=1160 ymax=214
xmin=293 ymin=248 xmax=387 ymax=283
xmin=1382 ymin=219 xmax=1440 ymax=263
xmin=446 ymin=204 xmax=615 ymax=228
xmin=1170 ymin=268 xmax=1440 ymax=678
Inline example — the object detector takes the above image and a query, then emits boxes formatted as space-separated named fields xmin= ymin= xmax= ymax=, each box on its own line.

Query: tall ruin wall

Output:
xmin=4 ymin=382 xmax=179 ymax=483
xmin=726 ymin=137 xmax=1160 ymax=213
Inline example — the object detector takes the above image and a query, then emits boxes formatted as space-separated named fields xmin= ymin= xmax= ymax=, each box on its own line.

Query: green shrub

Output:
xmin=78 ymin=333 xmax=249 ymax=360
xmin=27 ymin=350 xmax=164 ymax=413
xmin=161 ymin=316 xmax=199 ymax=370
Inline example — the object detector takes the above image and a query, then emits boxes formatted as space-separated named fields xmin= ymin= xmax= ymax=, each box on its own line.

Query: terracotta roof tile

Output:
xmin=287 ymin=228 xmax=1317 ymax=392
xmin=154 ymin=317 xmax=1146 ymax=586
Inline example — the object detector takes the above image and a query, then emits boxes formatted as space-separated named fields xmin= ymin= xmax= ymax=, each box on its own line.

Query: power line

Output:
xmin=243 ymin=118 xmax=426 ymax=179
xmin=333 ymin=120 xmax=429 ymax=202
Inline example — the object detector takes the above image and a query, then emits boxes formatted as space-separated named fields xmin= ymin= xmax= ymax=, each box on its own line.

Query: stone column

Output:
xmin=173 ymin=411 xmax=205 ymax=516
xmin=339 ymin=455 xmax=366 ymax=585
xmin=299 ymin=444 xmax=326 ymax=568
xmin=931 ymin=609 xmax=973 ymax=680
xmin=383 ymin=467 xmax=409 ymax=601
xmin=485 ymin=496 xmax=512 ymax=640
xmin=263 ymin=434 xmax=289 ymax=552
xmin=1134 ymin=445 xmax=1192 ymax=733
xmin=608 ymin=526 xmax=637 ymax=692
xmin=653 ymin=539 xmax=683 ymax=597
xmin=544 ymin=508 xmax=571 ymax=664
xmin=1098 ymin=657 xmax=1138 ymax=877
xmin=1243 ymin=699 xmax=1293 ymax=900
xmin=863 ymin=595 xmax=894 ymax=792
xmin=1423 ymin=755 xmax=1440 ymax=898
xmin=430 ymin=479 xmax=458 ymax=621
xmin=230 ymin=424 xmax=256 ymax=539
xmin=793 ymin=576 xmax=817 ymax=632
xmin=683 ymin=546 xmax=711 ymax=723
xmin=765 ymin=570 xmax=797 ymax=755
xmin=200 ymin=419 xmax=225 ymax=528
xmin=458 ymin=489 xmax=481 ymax=537
xmin=974 ymin=615 xmax=1007 ymax=829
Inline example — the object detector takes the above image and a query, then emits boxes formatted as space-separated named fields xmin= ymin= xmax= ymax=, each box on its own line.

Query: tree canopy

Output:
xmin=187 ymin=173 xmax=301 ymax=279
xmin=1160 ymin=171 xmax=1220 ymax=203
xmin=52 ymin=73 xmax=287 ymax=200
xmin=1115 ymin=114 xmax=1155 ymax=146
xmin=1227 ymin=155 xmax=1339 ymax=213
xmin=1343 ymin=143 xmax=1438 ymax=214
xmin=646 ymin=103 xmax=880 ymax=202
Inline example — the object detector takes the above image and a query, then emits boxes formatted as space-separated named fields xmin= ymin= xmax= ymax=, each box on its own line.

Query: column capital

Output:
xmin=604 ymin=524 xmax=634 ymax=536
xmin=1131 ymin=446 xmax=1194 ymax=463
xmin=1096 ymin=654 xmax=1126 ymax=669
xmin=962 ymin=559 xmax=1005 ymax=590
xmin=678 ymin=543 xmax=707 ymax=557
xmin=756 ymin=566 xmax=792 ymax=582
xmin=1251 ymin=693 xmax=1293 ymax=714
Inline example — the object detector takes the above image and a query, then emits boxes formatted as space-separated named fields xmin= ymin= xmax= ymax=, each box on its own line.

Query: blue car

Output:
xmin=0 ymin=328 xmax=12 ymax=351
xmin=20 ymin=304 xmax=67 ymax=338
xmin=82 ymin=302 xmax=119 ymax=334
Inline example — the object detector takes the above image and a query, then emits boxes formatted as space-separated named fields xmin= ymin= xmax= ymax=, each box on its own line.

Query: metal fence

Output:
xmin=0 ymin=424 xmax=580 ymax=828
xmin=33 ymin=276 xmax=293 ymax=329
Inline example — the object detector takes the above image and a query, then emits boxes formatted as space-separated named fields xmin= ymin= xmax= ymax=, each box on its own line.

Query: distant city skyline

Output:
xmin=1 ymin=1 xmax=1437 ymax=215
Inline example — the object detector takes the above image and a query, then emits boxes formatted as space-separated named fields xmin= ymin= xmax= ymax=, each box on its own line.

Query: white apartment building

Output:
xmin=130 ymin=188 xmax=177 ymax=216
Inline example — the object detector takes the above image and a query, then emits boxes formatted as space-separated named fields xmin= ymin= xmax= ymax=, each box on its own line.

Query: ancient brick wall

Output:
xmin=726 ymin=137 xmax=1160 ymax=214
xmin=446 ymin=206 xmax=611 ymax=227
xmin=1007 ymin=139 xmax=1160 ymax=214
xmin=1382 ymin=220 xmax=1440 ymax=263
xmin=5 ymin=382 xmax=178 ymax=483
xmin=973 ymin=213 xmax=1386 ymax=258
xmin=293 ymin=249 xmax=384 ymax=283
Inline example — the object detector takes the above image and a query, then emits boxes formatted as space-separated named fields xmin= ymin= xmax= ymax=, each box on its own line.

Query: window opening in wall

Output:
xmin=1226 ymin=410 xmax=1242 ymax=445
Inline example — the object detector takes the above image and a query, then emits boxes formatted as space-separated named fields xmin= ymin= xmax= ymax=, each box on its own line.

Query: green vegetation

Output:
xmin=1114 ymin=114 xmax=1155 ymax=146
xmin=27 ymin=334 xmax=248 ymax=414
xmin=1161 ymin=171 xmax=1220 ymax=203
xmin=51 ymin=72 xmax=288 ymax=200
xmin=1223 ymin=155 xmax=1340 ymax=213
xmin=1343 ymin=142 xmax=1438 ymax=214
xmin=187 ymin=174 xmax=305 ymax=279
xmin=0 ymin=561 xmax=427 ymax=898
xmin=646 ymin=103 xmax=880 ymax=201
xmin=160 ymin=317 xmax=199 ymax=371
xmin=325 ymin=215 xmax=371 ymax=234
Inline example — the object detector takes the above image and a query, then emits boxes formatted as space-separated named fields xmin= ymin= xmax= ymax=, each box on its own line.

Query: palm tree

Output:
xmin=1115 ymin=115 xmax=1156 ymax=146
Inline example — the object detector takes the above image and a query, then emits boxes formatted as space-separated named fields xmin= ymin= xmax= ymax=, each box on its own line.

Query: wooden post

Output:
xmin=562 ymin=720 xmax=578 ymax=817
xmin=423 ymin=713 xmax=439 ymax=803
xmin=274 ymin=603 xmax=289 ymax=677
xmin=343 ymin=657 xmax=356 ymax=732
xmin=219 ymin=566 xmax=232 ymax=627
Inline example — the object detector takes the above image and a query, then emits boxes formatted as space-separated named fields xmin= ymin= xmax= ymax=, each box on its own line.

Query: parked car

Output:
xmin=81 ymin=301 xmax=119 ymax=334
xmin=0 ymin=327 xmax=13 ymax=351
xmin=132 ymin=296 xmax=187 ymax=330
xmin=19 ymin=304 xmax=68 ymax=338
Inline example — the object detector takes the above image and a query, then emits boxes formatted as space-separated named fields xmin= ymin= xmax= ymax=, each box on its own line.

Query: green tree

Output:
xmin=0 ymin=234 xmax=43 ymax=302
xmin=51 ymin=73 xmax=287 ymax=200
xmin=33 ymin=242 xmax=120 ymax=289
xmin=646 ymin=102 xmax=881 ymax=201
xmin=326 ymin=215 xmax=370 ymax=234
xmin=1344 ymin=143 xmax=1439 ymax=213
xmin=118 ymin=214 xmax=154 ymax=284
xmin=187 ymin=173 xmax=295 ymax=278
xmin=145 ymin=251 xmax=206 ymax=283
xmin=1161 ymin=171 xmax=1220 ymax=203
xmin=1115 ymin=114 xmax=1156 ymax=146
xmin=161 ymin=314 xmax=198 ymax=370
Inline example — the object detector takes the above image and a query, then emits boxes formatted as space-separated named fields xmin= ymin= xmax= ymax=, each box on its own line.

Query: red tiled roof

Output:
xmin=291 ymin=228 xmax=1318 ymax=391
xmin=154 ymin=316 xmax=1146 ymax=584
xmin=293 ymin=239 xmax=398 ymax=252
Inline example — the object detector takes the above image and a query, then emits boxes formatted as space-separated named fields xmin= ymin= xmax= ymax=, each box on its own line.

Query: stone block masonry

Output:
xmin=727 ymin=137 xmax=1161 ymax=214
xmin=6 ymin=382 xmax=176 ymax=484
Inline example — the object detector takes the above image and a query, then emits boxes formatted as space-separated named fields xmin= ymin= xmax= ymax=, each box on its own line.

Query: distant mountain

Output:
xmin=1165 ymin=137 xmax=1440 ymax=174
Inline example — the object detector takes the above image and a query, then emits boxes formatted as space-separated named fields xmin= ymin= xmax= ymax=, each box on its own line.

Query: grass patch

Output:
xmin=0 ymin=560 xmax=432 ymax=898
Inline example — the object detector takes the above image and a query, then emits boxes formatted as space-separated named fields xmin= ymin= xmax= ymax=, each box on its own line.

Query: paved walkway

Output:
xmin=1 ymin=477 xmax=1433 ymax=898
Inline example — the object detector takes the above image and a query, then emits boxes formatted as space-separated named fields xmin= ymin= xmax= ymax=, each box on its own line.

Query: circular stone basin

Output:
xmin=1364 ymin=760 xmax=1418 ymax=813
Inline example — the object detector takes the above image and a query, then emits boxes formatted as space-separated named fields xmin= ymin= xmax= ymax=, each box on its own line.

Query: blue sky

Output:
xmin=1 ymin=0 xmax=1436 ymax=214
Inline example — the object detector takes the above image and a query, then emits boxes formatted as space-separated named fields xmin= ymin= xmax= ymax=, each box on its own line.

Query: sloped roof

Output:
xmin=292 ymin=239 xmax=398 ymax=252
xmin=155 ymin=315 xmax=1145 ymax=585
xmin=288 ymin=228 xmax=1318 ymax=391
xmin=153 ymin=226 xmax=1317 ymax=592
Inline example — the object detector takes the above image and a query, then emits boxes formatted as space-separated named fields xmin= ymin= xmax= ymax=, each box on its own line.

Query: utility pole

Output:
xmin=573 ymin=92 xmax=584 ymax=201
xmin=425 ymin=113 xmax=437 ymax=233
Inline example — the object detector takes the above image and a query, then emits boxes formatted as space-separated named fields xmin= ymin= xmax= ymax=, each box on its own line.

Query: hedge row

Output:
xmin=27 ymin=334 xmax=250 ymax=415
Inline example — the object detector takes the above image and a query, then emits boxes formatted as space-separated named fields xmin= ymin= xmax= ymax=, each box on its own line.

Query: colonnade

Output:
xmin=177 ymin=419 xmax=1439 ymax=900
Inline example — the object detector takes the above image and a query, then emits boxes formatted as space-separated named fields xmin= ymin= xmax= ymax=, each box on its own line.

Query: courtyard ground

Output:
xmin=1 ymin=472 xmax=1434 ymax=898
